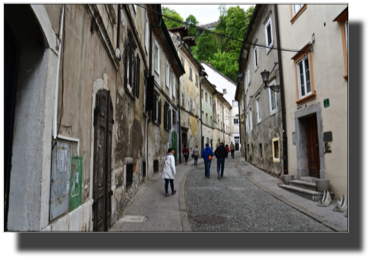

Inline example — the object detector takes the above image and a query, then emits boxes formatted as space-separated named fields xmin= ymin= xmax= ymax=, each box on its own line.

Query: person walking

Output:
xmin=201 ymin=143 xmax=213 ymax=178
xmin=214 ymin=142 xmax=228 ymax=179
xmin=230 ymin=142 xmax=235 ymax=159
xmin=225 ymin=144 xmax=230 ymax=158
xmin=182 ymin=144 xmax=189 ymax=165
xmin=192 ymin=145 xmax=199 ymax=166
xmin=162 ymin=148 xmax=177 ymax=197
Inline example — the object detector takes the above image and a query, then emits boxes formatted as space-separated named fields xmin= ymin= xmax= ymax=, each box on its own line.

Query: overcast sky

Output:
xmin=163 ymin=4 xmax=255 ymax=26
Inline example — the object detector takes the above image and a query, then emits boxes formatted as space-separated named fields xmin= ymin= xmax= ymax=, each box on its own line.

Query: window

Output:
xmin=256 ymin=97 xmax=261 ymax=123
xmin=169 ymin=70 xmax=173 ymax=98
xmin=206 ymin=113 xmax=208 ymax=125
xmin=233 ymin=101 xmax=238 ymax=107
xmin=190 ymin=99 xmax=193 ymax=112
xmin=195 ymin=75 xmax=198 ymax=86
xmin=333 ymin=8 xmax=348 ymax=80
xmin=182 ymin=93 xmax=185 ymax=107
xmin=259 ymin=143 xmax=262 ymax=158
xmin=145 ymin=13 xmax=149 ymax=54
xmin=154 ymin=41 xmax=160 ymax=75
xmin=290 ymin=4 xmax=307 ymax=24
xmin=172 ymin=72 xmax=176 ymax=99
xmin=248 ymin=64 xmax=251 ymax=85
xmin=205 ymin=93 xmax=207 ymax=103
xmin=272 ymin=138 xmax=280 ymax=162
xmin=254 ymin=46 xmax=258 ymax=69
xmin=189 ymin=66 xmax=193 ymax=81
xmin=166 ymin=62 xmax=169 ymax=88
xmin=234 ymin=119 xmax=239 ymax=124
xmin=143 ymin=78 xmax=147 ymax=113
xmin=292 ymin=44 xmax=315 ymax=105
xmin=124 ymin=33 xmax=136 ymax=94
xmin=210 ymin=116 xmax=212 ymax=126
xmin=153 ymin=95 xmax=161 ymax=125
xmin=164 ymin=103 xmax=171 ymax=131
xmin=209 ymin=96 xmax=211 ymax=105
xmin=173 ymin=110 xmax=177 ymax=125
xmin=181 ymin=57 xmax=185 ymax=71
xmin=292 ymin=4 xmax=303 ymax=14
xmin=223 ymin=89 xmax=227 ymax=94
xmin=265 ymin=17 xmax=273 ymax=51
xmin=249 ymin=109 xmax=253 ymax=130
xmin=297 ymin=56 xmax=312 ymax=98
xmin=268 ymin=80 xmax=277 ymax=115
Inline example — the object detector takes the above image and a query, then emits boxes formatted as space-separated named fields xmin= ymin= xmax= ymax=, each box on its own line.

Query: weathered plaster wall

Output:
xmin=278 ymin=4 xmax=348 ymax=198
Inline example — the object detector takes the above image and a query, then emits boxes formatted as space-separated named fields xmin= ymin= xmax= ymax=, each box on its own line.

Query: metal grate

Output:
xmin=126 ymin=163 xmax=133 ymax=187
xmin=142 ymin=161 xmax=146 ymax=177
xmin=153 ymin=160 xmax=159 ymax=173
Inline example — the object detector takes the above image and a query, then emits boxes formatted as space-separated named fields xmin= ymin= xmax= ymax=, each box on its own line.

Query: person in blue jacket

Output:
xmin=201 ymin=143 xmax=214 ymax=178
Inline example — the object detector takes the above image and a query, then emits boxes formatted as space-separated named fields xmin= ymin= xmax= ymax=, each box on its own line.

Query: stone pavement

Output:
xmin=110 ymin=157 xmax=204 ymax=232
xmin=184 ymin=153 xmax=341 ymax=232
xmin=111 ymin=152 xmax=347 ymax=232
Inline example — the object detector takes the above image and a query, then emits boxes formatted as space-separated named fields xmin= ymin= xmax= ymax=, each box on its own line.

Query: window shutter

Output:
xmin=164 ymin=104 xmax=167 ymax=129
xmin=135 ymin=54 xmax=140 ymax=98
xmin=158 ymin=100 xmax=161 ymax=124
xmin=146 ymin=76 xmax=154 ymax=111
xmin=123 ymin=40 xmax=128 ymax=91
xmin=153 ymin=95 xmax=157 ymax=121
xmin=168 ymin=109 xmax=172 ymax=130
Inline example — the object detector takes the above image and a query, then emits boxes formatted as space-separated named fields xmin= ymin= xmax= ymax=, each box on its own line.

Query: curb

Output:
xmin=236 ymin=161 xmax=346 ymax=232
xmin=178 ymin=160 xmax=204 ymax=232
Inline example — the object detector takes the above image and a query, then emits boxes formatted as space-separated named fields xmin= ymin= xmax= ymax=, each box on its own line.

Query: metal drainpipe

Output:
xmin=274 ymin=4 xmax=288 ymax=175
xmin=242 ymin=75 xmax=247 ymax=161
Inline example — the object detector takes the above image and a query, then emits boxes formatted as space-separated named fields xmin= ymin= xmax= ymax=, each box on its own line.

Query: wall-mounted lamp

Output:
xmin=260 ymin=69 xmax=281 ymax=93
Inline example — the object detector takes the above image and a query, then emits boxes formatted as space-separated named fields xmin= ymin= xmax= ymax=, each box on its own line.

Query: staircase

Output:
xmin=279 ymin=177 xmax=334 ymax=201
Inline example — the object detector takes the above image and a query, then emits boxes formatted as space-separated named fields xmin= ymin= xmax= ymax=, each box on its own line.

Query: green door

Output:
xmin=172 ymin=131 xmax=177 ymax=165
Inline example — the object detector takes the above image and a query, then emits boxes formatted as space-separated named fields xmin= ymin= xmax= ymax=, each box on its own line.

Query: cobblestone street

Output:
xmin=185 ymin=153 xmax=334 ymax=232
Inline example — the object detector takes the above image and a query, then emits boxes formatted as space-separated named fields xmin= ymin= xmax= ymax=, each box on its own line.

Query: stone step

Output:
xmin=289 ymin=180 xmax=316 ymax=191
xmin=279 ymin=185 xmax=323 ymax=201
xmin=301 ymin=176 xmax=318 ymax=183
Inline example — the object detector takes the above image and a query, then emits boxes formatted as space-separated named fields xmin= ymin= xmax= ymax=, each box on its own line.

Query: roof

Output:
xmin=200 ymin=61 xmax=237 ymax=85
xmin=199 ymin=21 xmax=218 ymax=29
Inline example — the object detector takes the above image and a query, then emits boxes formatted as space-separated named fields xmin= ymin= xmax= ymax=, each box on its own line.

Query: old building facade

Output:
xmin=4 ymin=4 xmax=184 ymax=232
xmin=169 ymin=27 xmax=203 ymax=157
xmin=277 ymin=4 xmax=348 ymax=199
xmin=237 ymin=4 xmax=284 ymax=177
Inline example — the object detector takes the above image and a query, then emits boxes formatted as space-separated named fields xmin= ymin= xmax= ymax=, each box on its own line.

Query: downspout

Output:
xmin=274 ymin=4 xmax=288 ymax=175
xmin=243 ymin=75 xmax=247 ymax=161
xmin=178 ymin=75 xmax=181 ymax=164
xmin=53 ymin=4 xmax=65 ymax=139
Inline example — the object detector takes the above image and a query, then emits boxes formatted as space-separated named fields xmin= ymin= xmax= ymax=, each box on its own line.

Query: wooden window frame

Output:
xmin=292 ymin=45 xmax=316 ymax=105
xmin=290 ymin=4 xmax=307 ymax=24
xmin=333 ymin=8 xmax=348 ymax=81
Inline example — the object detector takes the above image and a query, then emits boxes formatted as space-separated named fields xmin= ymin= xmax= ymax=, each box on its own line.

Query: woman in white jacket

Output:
xmin=162 ymin=148 xmax=177 ymax=197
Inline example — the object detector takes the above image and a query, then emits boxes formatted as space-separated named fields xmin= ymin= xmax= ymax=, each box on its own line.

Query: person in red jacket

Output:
xmin=225 ymin=144 xmax=230 ymax=158
xmin=182 ymin=145 xmax=189 ymax=165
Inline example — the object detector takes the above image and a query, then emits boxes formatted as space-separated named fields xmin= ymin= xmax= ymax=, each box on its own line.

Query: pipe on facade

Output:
xmin=242 ymin=75 xmax=247 ymax=161
xmin=53 ymin=4 xmax=65 ymax=139
xmin=178 ymin=75 xmax=181 ymax=164
xmin=274 ymin=4 xmax=288 ymax=174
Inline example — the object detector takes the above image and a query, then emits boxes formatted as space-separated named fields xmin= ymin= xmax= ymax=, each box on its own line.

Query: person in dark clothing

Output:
xmin=201 ymin=143 xmax=213 ymax=178
xmin=182 ymin=145 xmax=189 ymax=165
xmin=230 ymin=142 xmax=235 ymax=159
xmin=214 ymin=142 xmax=228 ymax=179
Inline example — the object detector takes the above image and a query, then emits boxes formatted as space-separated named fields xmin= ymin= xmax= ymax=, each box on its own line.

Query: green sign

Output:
xmin=70 ymin=156 xmax=82 ymax=211
xmin=324 ymin=98 xmax=330 ymax=108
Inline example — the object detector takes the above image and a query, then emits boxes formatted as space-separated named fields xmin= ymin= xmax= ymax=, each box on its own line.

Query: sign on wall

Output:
xmin=70 ymin=156 xmax=82 ymax=211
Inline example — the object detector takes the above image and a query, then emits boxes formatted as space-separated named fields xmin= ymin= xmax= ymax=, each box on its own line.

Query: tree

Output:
xmin=245 ymin=6 xmax=255 ymax=30
xmin=162 ymin=7 xmax=184 ymax=29
xmin=208 ymin=50 xmax=239 ymax=82
xmin=195 ymin=30 xmax=217 ymax=63
xmin=185 ymin=14 xmax=199 ymax=37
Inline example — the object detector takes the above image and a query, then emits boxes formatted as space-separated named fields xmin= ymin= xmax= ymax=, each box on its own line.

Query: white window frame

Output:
xmin=256 ymin=97 xmax=261 ymax=123
xmin=166 ymin=61 xmax=169 ymax=88
xmin=292 ymin=4 xmax=304 ymax=15
xmin=145 ymin=13 xmax=149 ymax=55
xmin=172 ymin=72 xmax=176 ymax=99
xmin=297 ymin=55 xmax=312 ymax=99
xmin=154 ymin=41 xmax=160 ymax=75
xmin=248 ymin=64 xmax=251 ymax=86
xmin=268 ymin=79 xmax=278 ymax=115
xmin=254 ymin=46 xmax=259 ymax=70
xmin=265 ymin=17 xmax=273 ymax=52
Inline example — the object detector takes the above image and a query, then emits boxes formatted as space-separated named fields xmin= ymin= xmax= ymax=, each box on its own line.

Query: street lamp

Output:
xmin=260 ymin=69 xmax=281 ymax=93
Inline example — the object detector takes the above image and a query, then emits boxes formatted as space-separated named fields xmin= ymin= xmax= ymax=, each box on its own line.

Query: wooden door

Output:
xmin=93 ymin=89 xmax=113 ymax=231
xmin=306 ymin=115 xmax=320 ymax=177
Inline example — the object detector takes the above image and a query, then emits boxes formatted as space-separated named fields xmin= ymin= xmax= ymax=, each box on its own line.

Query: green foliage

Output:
xmin=208 ymin=50 xmax=239 ymax=81
xmin=185 ymin=14 xmax=199 ymax=37
xmin=162 ymin=7 xmax=184 ymax=29
xmin=195 ymin=31 xmax=217 ymax=63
